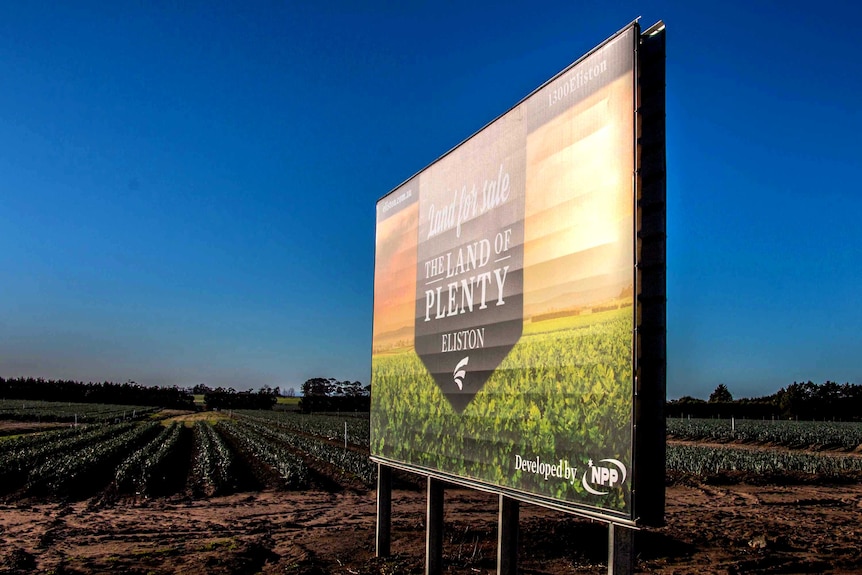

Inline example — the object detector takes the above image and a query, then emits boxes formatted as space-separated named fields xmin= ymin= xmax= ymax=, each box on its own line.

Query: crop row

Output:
xmin=190 ymin=421 xmax=237 ymax=496
xmin=235 ymin=410 xmax=371 ymax=447
xmin=235 ymin=415 xmax=376 ymax=485
xmin=0 ymin=422 xmax=95 ymax=454
xmin=0 ymin=422 xmax=141 ymax=491
xmin=0 ymin=399 xmax=157 ymax=423
xmin=667 ymin=418 xmax=862 ymax=451
xmin=0 ymin=416 xmax=372 ymax=500
xmin=666 ymin=444 xmax=862 ymax=476
xmin=115 ymin=422 xmax=187 ymax=495
xmin=217 ymin=419 xmax=310 ymax=489
xmin=26 ymin=423 xmax=161 ymax=496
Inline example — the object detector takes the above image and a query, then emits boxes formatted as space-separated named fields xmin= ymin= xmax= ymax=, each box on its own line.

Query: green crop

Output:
xmin=217 ymin=419 xmax=310 ymax=489
xmin=0 ymin=422 xmax=141 ymax=494
xmin=26 ymin=422 xmax=160 ymax=496
xmin=190 ymin=421 xmax=237 ymax=496
xmin=371 ymin=308 xmax=633 ymax=513
xmin=115 ymin=422 xmax=186 ymax=495
xmin=668 ymin=418 xmax=862 ymax=451
xmin=0 ymin=399 xmax=157 ymax=423
xmin=667 ymin=444 xmax=862 ymax=476
xmin=236 ymin=414 xmax=376 ymax=485
xmin=235 ymin=410 xmax=370 ymax=448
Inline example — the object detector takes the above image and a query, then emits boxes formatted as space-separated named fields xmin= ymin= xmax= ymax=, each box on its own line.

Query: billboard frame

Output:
xmin=370 ymin=19 xmax=666 ymax=530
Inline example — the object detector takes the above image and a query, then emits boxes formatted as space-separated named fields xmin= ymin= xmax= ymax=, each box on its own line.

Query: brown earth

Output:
xmin=1 ymin=479 xmax=860 ymax=575
xmin=0 ymin=421 xmax=70 ymax=436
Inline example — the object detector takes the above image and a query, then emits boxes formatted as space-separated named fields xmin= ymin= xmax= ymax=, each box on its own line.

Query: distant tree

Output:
xmin=298 ymin=377 xmax=370 ymax=413
xmin=204 ymin=387 xmax=276 ymax=410
xmin=342 ymin=381 xmax=363 ymax=397
xmin=301 ymin=377 xmax=333 ymax=397
xmin=675 ymin=395 xmax=706 ymax=404
xmin=709 ymin=384 xmax=733 ymax=403
xmin=776 ymin=382 xmax=809 ymax=418
xmin=192 ymin=384 xmax=211 ymax=395
xmin=285 ymin=387 xmax=296 ymax=397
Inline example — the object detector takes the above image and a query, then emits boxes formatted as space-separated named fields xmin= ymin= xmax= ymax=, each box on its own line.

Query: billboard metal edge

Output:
xmin=632 ymin=20 xmax=667 ymax=528
xmin=371 ymin=455 xmax=639 ymax=527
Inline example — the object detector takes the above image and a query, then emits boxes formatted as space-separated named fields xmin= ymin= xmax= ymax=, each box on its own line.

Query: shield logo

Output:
xmin=414 ymin=159 xmax=525 ymax=413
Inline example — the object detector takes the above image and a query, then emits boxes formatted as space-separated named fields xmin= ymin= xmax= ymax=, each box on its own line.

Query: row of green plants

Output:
xmin=0 ymin=420 xmax=94 ymax=452
xmin=667 ymin=418 xmax=862 ymax=451
xmin=0 ymin=399 xmax=157 ymax=424
xmin=0 ymin=413 xmax=378 ymax=500
xmin=236 ymin=410 xmax=371 ymax=447
xmin=667 ymin=443 xmax=862 ymax=477
xmin=216 ymin=419 xmax=311 ymax=489
xmin=190 ymin=420 xmax=238 ymax=496
xmin=114 ymin=422 xmax=188 ymax=495
xmin=0 ymin=421 xmax=143 ymax=492
xmin=235 ymin=414 xmax=376 ymax=484
xmin=14 ymin=423 xmax=161 ymax=496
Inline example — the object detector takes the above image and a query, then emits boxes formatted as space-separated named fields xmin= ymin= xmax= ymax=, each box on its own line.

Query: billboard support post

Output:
xmin=608 ymin=523 xmax=634 ymax=575
xmin=497 ymin=495 xmax=519 ymax=575
xmin=375 ymin=463 xmax=392 ymax=557
xmin=426 ymin=478 xmax=444 ymax=575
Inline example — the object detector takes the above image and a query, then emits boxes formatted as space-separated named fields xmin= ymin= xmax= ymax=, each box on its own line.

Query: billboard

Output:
xmin=371 ymin=22 xmax=664 ymax=524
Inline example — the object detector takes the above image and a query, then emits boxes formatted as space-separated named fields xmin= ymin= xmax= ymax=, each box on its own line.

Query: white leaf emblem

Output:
xmin=453 ymin=356 xmax=469 ymax=390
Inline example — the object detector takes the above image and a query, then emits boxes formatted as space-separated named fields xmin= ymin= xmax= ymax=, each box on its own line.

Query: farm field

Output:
xmin=0 ymin=411 xmax=860 ymax=574
xmin=0 ymin=399 xmax=159 ymax=425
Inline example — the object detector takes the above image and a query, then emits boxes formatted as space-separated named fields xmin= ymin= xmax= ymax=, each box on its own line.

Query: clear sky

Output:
xmin=1 ymin=1 xmax=860 ymax=399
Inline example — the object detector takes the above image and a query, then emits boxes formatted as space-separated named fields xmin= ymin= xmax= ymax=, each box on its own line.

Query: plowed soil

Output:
xmin=1 ymin=478 xmax=861 ymax=574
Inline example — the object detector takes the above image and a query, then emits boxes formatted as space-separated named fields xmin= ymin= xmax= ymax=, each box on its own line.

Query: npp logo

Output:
xmin=582 ymin=458 xmax=627 ymax=496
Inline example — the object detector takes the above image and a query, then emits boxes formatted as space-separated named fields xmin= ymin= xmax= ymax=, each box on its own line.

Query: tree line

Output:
xmin=192 ymin=384 xmax=280 ymax=410
xmin=299 ymin=377 xmax=370 ymax=413
xmin=0 ymin=376 xmax=367 ymax=413
xmin=667 ymin=381 xmax=862 ymax=421
xmin=0 ymin=377 xmax=195 ymax=409
xmin=4 ymin=376 xmax=859 ymax=420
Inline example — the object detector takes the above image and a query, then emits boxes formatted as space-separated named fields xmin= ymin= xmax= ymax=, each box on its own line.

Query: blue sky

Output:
xmin=1 ymin=1 xmax=859 ymax=399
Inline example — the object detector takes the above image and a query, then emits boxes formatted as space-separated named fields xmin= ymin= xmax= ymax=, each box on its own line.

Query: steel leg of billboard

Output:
xmin=497 ymin=495 xmax=519 ymax=575
xmin=608 ymin=523 xmax=634 ymax=575
xmin=376 ymin=464 xmax=392 ymax=557
xmin=426 ymin=477 xmax=445 ymax=575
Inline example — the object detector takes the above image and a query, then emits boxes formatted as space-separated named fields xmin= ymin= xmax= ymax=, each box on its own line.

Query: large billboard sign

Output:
xmin=371 ymin=22 xmax=665 ymax=525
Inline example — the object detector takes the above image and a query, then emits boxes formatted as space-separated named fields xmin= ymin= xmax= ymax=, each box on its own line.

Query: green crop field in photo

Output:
xmin=371 ymin=307 xmax=632 ymax=512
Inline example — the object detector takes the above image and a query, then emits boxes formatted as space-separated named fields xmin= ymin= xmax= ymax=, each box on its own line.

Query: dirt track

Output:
xmin=1 ymin=480 xmax=861 ymax=574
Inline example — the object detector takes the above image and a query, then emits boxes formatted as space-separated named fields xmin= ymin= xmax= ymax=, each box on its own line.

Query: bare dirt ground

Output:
xmin=1 ymin=479 xmax=861 ymax=575
xmin=0 ymin=421 xmax=70 ymax=437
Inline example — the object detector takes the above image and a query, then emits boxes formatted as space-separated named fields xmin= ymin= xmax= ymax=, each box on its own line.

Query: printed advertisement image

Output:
xmin=371 ymin=26 xmax=637 ymax=519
